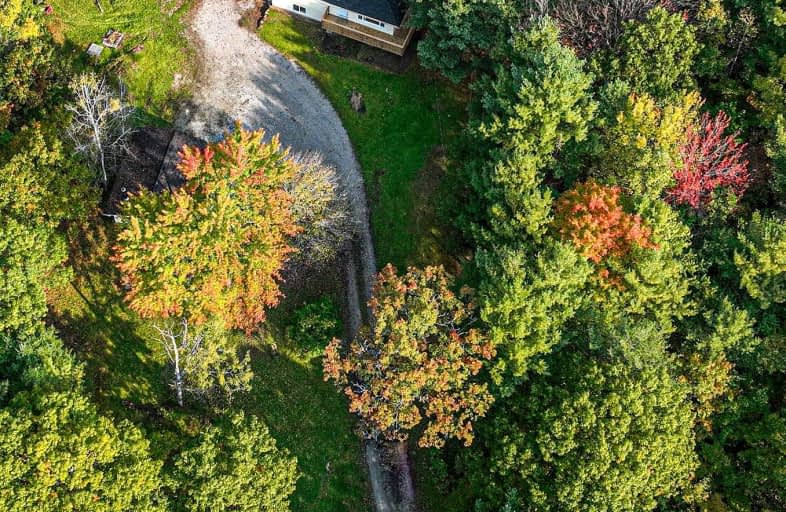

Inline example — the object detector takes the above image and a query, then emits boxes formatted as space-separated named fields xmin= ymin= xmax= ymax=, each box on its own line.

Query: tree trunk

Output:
xmin=172 ymin=339 xmax=184 ymax=407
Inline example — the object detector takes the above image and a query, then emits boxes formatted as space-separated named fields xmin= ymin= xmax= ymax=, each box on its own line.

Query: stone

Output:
xmin=350 ymin=89 xmax=366 ymax=113
xmin=86 ymin=43 xmax=103 ymax=58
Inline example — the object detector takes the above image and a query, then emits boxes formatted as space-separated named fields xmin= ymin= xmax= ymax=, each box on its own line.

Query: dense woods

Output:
xmin=403 ymin=1 xmax=786 ymax=510
xmin=2 ymin=0 xmax=786 ymax=510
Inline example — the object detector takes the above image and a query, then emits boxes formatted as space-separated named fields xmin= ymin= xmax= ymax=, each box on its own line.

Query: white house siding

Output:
xmin=272 ymin=0 xmax=398 ymax=36
xmin=271 ymin=0 xmax=328 ymax=22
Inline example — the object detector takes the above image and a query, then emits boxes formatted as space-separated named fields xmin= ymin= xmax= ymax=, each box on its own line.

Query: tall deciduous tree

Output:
xmin=155 ymin=319 xmax=252 ymax=409
xmin=471 ymin=341 xmax=700 ymax=512
xmin=114 ymin=125 xmax=299 ymax=333
xmin=599 ymin=92 xmax=699 ymax=197
xmin=285 ymin=152 xmax=356 ymax=269
xmin=169 ymin=412 xmax=298 ymax=512
xmin=552 ymin=179 xmax=657 ymax=265
xmin=0 ymin=330 xmax=165 ymax=511
xmin=666 ymin=111 xmax=750 ymax=210
xmin=324 ymin=264 xmax=495 ymax=448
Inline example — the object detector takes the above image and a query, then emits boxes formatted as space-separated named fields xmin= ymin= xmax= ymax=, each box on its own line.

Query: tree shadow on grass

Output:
xmin=238 ymin=343 xmax=370 ymax=512
xmin=49 ymin=221 xmax=168 ymax=424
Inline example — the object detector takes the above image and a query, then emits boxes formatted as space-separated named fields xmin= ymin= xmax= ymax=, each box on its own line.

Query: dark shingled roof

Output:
xmin=328 ymin=0 xmax=405 ymax=26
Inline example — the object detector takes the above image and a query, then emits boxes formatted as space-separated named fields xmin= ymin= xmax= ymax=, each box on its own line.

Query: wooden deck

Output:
xmin=321 ymin=12 xmax=413 ymax=56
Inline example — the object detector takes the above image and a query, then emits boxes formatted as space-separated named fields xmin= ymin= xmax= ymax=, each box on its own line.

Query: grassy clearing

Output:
xmin=49 ymin=222 xmax=369 ymax=512
xmin=259 ymin=10 xmax=466 ymax=269
xmin=49 ymin=0 xmax=194 ymax=119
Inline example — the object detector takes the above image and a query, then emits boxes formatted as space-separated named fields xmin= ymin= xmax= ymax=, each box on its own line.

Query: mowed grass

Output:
xmin=260 ymin=10 xmax=465 ymax=269
xmin=49 ymin=0 xmax=194 ymax=119
xmin=48 ymin=222 xmax=369 ymax=512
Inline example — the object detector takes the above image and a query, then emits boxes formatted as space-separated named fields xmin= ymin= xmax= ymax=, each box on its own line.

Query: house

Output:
xmin=270 ymin=0 xmax=414 ymax=56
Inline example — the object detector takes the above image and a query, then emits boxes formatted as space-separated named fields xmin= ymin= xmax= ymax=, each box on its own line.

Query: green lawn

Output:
xmin=260 ymin=10 xmax=466 ymax=269
xmin=49 ymin=222 xmax=369 ymax=512
xmin=49 ymin=0 xmax=194 ymax=119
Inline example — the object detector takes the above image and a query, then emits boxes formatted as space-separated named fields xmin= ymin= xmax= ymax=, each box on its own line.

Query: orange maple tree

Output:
xmin=323 ymin=264 xmax=495 ymax=448
xmin=553 ymin=179 xmax=656 ymax=264
xmin=114 ymin=125 xmax=299 ymax=333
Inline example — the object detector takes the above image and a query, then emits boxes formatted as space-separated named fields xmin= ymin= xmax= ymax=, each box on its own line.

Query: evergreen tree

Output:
xmin=0 ymin=331 xmax=165 ymax=511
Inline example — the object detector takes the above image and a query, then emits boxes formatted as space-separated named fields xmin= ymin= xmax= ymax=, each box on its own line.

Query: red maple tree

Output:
xmin=667 ymin=111 xmax=750 ymax=209
xmin=553 ymin=179 xmax=656 ymax=264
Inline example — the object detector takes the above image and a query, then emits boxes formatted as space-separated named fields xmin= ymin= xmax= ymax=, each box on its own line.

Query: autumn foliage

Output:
xmin=667 ymin=111 xmax=750 ymax=209
xmin=553 ymin=179 xmax=656 ymax=264
xmin=323 ymin=264 xmax=495 ymax=448
xmin=114 ymin=125 xmax=299 ymax=333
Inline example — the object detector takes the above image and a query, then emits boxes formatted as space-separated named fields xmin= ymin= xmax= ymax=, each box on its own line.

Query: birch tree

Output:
xmin=66 ymin=73 xmax=135 ymax=186
xmin=155 ymin=320 xmax=252 ymax=409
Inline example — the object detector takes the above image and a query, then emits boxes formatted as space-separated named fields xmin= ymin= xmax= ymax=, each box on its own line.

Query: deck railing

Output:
xmin=321 ymin=11 xmax=413 ymax=56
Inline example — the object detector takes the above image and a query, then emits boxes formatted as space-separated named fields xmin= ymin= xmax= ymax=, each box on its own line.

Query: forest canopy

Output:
xmin=2 ymin=0 xmax=786 ymax=510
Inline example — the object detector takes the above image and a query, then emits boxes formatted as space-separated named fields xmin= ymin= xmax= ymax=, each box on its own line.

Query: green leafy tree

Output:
xmin=699 ymin=333 xmax=786 ymax=511
xmin=169 ymin=412 xmax=298 ymax=512
xmin=114 ymin=125 xmax=299 ymax=333
xmin=734 ymin=212 xmax=786 ymax=309
xmin=287 ymin=296 xmax=342 ymax=359
xmin=407 ymin=0 xmax=525 ymax=82
xmin=324 ymin=264 xmax=495 ymax=448
xmin=477 ymin=240 xmax=591 ymax=384
xmin=0 ymin=126 xmax=93 ymax=335
xmin=0 ymin=0 xmax=66 ymax=131
xmin=0 ymin=330 xmax=165 ymax=511
xmin=674 ymin=286 xmax=757 ymax=431
xmin=471 ymin=341 xmax=700 ymax=511
xmin=614 ymin=7 xmax=698 ymax=101
xmin=0 ymin=220 xmax=66 ymax=334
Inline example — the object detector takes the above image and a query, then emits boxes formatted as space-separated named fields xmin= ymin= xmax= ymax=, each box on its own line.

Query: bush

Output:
xmin=287 ymin=296 xmax=342 ymax=359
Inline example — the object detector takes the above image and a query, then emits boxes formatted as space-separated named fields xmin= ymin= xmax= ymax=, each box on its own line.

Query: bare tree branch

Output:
xmin=65 ymin=73 xmax=136 ymax=187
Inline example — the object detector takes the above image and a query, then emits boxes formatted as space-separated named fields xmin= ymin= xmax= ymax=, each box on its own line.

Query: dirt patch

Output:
xmin=106 ymin=127 xmax=174 ymax=214
xmin=319 ymin=30 xmax=420 ymax=74
xmin=238 ymin=0 xmax=268 ymax=31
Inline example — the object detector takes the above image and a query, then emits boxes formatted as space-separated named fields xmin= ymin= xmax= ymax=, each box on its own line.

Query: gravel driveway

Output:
xmin=178 ymin=0 xmax=376 ymax=318
xmin=177 ymin=2 xmax=411 ymax=510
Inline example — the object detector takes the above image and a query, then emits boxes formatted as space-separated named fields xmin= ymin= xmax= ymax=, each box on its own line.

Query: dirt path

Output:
xmin=178 ymin=1 xmax=412 ymax=510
